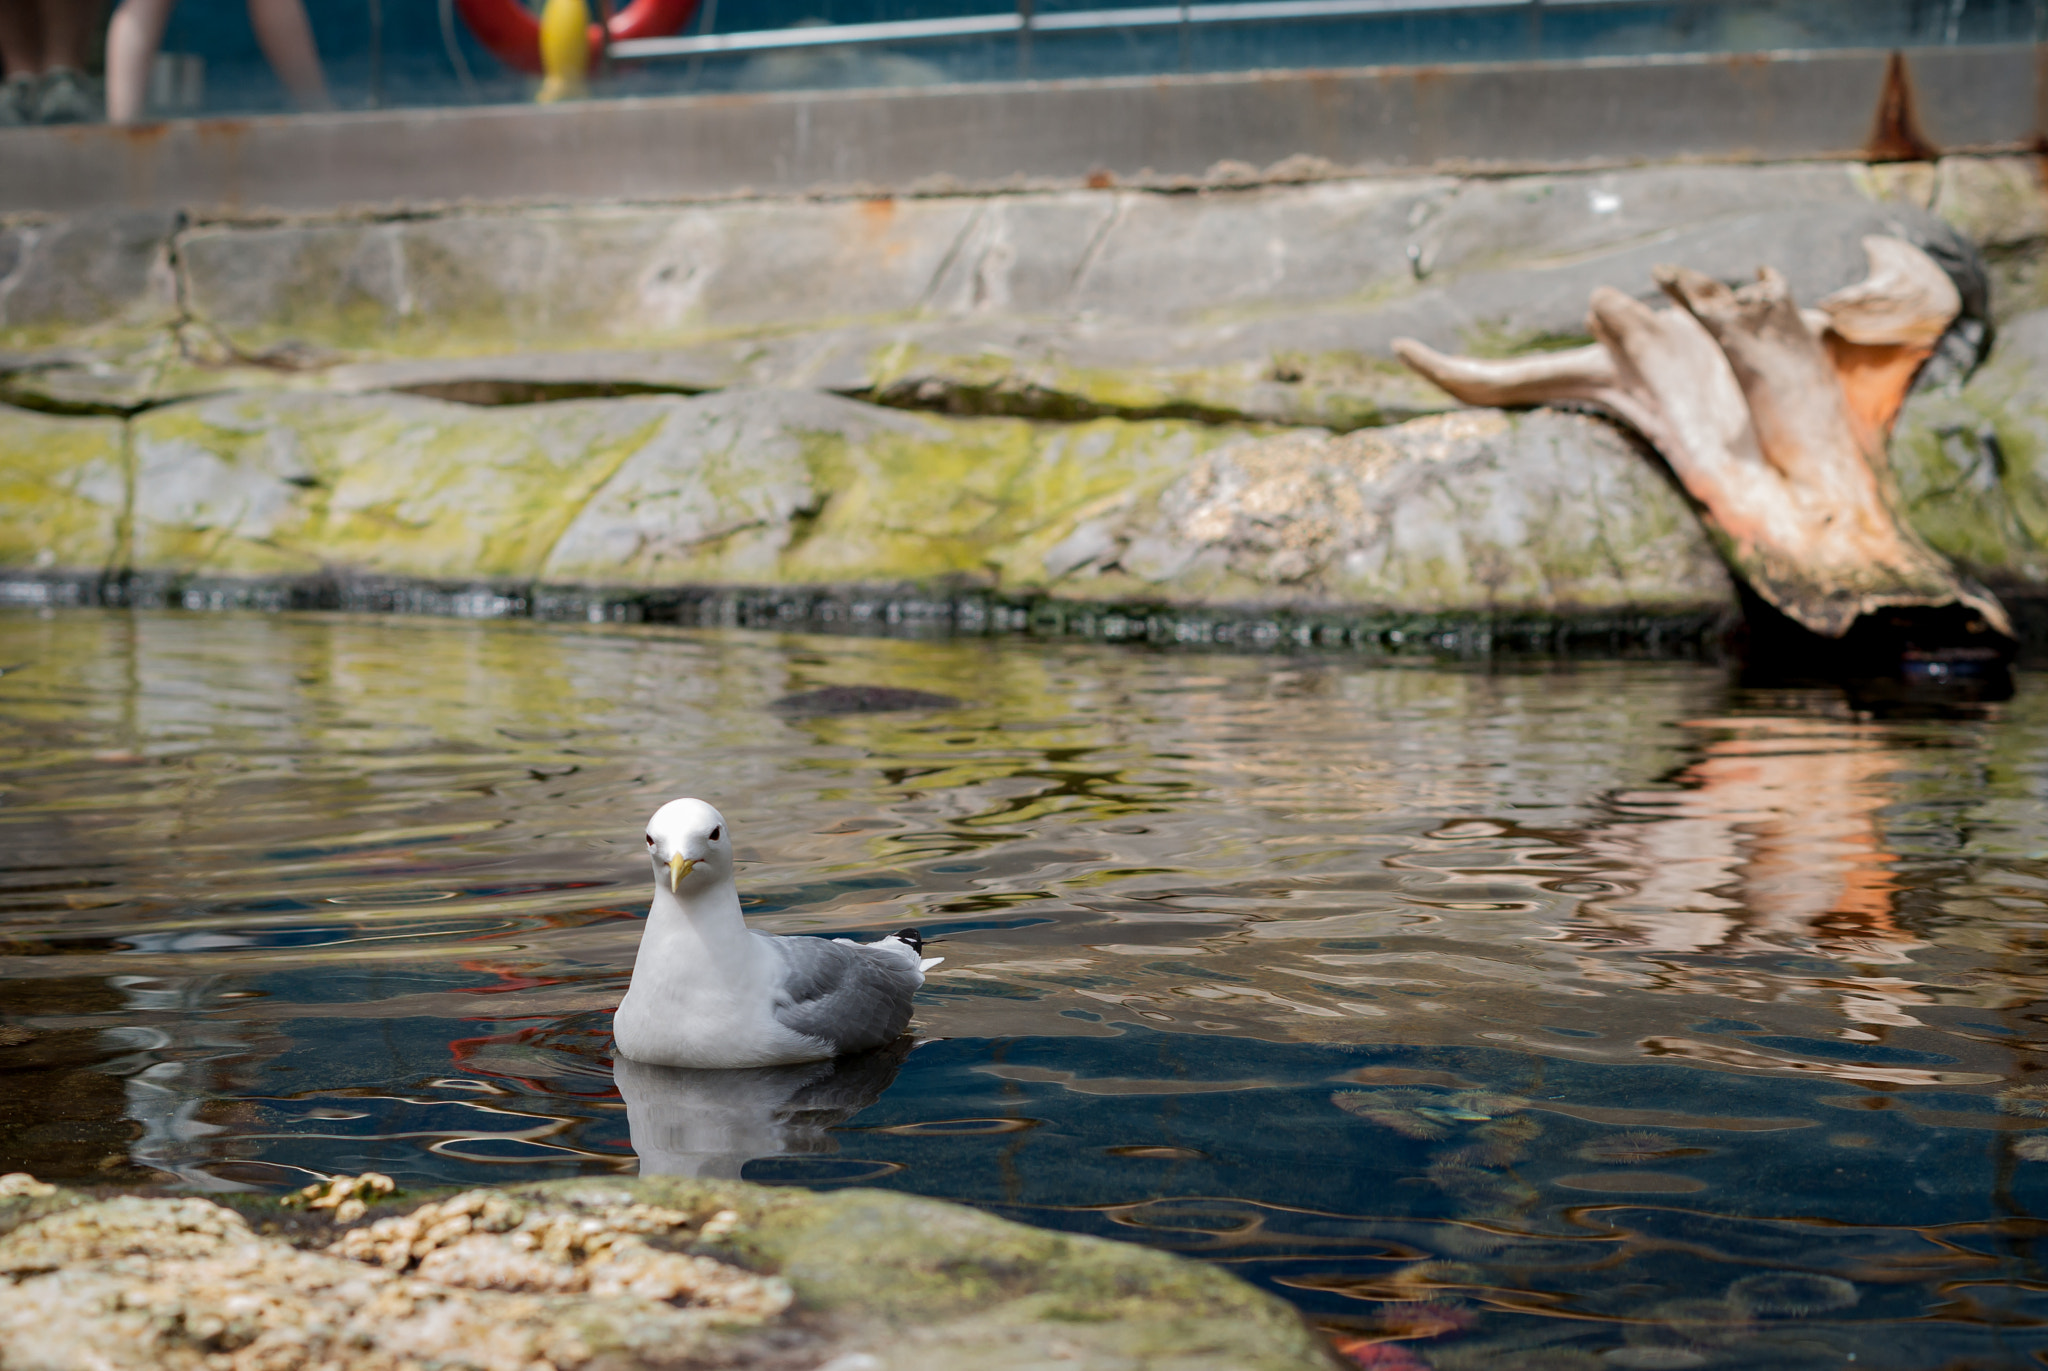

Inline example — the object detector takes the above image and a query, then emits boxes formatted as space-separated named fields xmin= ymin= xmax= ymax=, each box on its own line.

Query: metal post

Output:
xmin=438 ymin=0 xmax=480 ymax=100
xmin=597 ymin=0 xmax=618 ymax=79
xmin=1019 ymin=0 xmax=1034 ymax=76
xmin=367 ymin=0 xmax=384 ymax=106
xmin=1178 ymin=0 xmax=1190 ymax=69
xmin=688 ymin=0 xmax=718 ymax=85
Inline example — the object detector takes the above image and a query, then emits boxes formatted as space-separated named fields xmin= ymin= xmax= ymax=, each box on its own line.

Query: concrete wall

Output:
xmin=2 ymin=45 xmax=2040 ymax=216
xmin=6 ymin=158 xmax=2027 ymax=424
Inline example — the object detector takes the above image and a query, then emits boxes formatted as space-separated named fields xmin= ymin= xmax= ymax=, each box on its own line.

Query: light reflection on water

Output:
xmin=4 ymin=609 xmax=2048 ymax=1367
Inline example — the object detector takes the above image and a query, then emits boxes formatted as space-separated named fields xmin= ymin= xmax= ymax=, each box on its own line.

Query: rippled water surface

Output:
xmin=7 ymin=609 xmax=2048 ymax=1368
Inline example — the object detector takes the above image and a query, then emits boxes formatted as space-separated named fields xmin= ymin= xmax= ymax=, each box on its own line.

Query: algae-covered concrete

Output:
xmin=113 ymin=388 xmax=1258 ymax=590
xmin=130 ymin=390 xmax=671 ymax=581
xmin=2 ymin=386 xmax=1735 ymax=625
xmin=0 ymin=1174 xmax=1339 ymax=1370
xmin=0 ymin=405 xmax=126 ymax=574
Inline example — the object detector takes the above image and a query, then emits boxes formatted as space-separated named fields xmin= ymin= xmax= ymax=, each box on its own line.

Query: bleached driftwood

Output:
xmin=1395 ymin=237 xmax=2012 ymax=641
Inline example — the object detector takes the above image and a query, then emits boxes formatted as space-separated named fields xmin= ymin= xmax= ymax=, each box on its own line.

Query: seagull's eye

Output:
xmin=709 ymin=826 xmax=722 ymax=842
xmin=644 ymin=834 xmax=654 ymax=847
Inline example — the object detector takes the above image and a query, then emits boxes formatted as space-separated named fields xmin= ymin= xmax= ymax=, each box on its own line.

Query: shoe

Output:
xmin=33 ymin=68 xmax=101 ymax=124
xmin=0 ymin=74 xmax=34 ymax=127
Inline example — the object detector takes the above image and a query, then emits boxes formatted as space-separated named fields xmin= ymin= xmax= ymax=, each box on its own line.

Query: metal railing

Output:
xmin=610 ymin=0 xmax=1717 ymax=60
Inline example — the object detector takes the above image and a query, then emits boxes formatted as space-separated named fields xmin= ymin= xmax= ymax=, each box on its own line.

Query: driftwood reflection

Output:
xmin=1574 ymin=717 xmax=1924 ymax=972
xmin=614 ymin=1039 xmax=911 ymax=1179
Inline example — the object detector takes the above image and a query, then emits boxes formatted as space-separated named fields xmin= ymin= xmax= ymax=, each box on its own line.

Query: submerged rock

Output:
xmin=772 ymin=685 xmax=964 ymax=714
xmin=0 ymin=1173 xmax=1339 ymax=1370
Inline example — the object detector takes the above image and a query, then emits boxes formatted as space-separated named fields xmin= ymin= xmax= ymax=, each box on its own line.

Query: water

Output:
xmin=4 ymin=608 xmax=2048 ymax=1369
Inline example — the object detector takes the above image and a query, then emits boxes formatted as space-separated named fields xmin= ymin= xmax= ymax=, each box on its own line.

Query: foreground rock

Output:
xmin=0 ymin=1173 xmax=1337 ymax=1371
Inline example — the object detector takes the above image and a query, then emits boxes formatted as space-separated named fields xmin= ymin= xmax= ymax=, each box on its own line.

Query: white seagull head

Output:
xmin=644 ymin=798 xmax=732 ymax=895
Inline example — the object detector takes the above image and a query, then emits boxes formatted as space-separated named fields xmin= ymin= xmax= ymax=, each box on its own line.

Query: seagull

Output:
xmin=613 ymin=798 xmax=941 ymax=1069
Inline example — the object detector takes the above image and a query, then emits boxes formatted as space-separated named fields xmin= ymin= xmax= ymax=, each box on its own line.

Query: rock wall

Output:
xmin=0 ymin=388 xmax=1732 ymax=633
xmin=4 ymin=155 xmax=2045 ymax=637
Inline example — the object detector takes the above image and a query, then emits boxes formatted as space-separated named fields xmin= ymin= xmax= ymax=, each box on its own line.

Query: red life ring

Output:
xmin=454 ymin=0 xmax=702 ymax=75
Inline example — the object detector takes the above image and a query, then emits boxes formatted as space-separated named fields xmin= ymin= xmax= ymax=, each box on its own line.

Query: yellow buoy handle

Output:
xmin=537 ymin=0 xmax=593 ymax=102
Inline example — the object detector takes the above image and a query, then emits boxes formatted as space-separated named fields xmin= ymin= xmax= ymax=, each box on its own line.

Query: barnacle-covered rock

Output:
xmin=0 ymin=1175 xmax=1338 ymax=1370
xmin=0 ymin=1186 xmax=780 ymax=1371
xmin=283 ymin=1171 xmax=394 ymax=1224
xmin=327 ymin=1189 xmax=790 ymax=1319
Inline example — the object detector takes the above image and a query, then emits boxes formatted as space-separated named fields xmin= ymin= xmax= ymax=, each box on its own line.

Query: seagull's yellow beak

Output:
xmin=667 ymin=854 xmax=696 ymax=893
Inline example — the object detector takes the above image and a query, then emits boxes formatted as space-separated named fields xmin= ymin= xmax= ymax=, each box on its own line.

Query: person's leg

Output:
xmin=246 ymin=0 xmax=328 ymax=109
xmin=104 ymin=0 xmax=173 ymax=121
xmin=21 ymin=0 xmax=100 ymax=120
xmin=32 ymin=0 xmax=94 ymax=70
xmin=0 ymin=0 xmax=38 ymax=123
xmin=0 ymin=0 xmax=44 ymax=76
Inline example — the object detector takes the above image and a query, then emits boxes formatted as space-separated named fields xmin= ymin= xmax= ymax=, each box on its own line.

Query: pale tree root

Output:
xmin=1394 ymin=236 xmax=2014 ymax=697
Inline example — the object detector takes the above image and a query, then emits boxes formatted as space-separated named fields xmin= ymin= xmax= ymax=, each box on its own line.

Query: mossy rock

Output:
xmin=544 ymin=1176 xmax=1341 ymax=1370
xmin=1045 ymin=408 xmax=1734 ymax=618
xmin=128 ymin=390 xmax=677 ymax=580
xmin=0 ymin=1175 xmax=1337 ymax=1370
xmin=1893 ymin=308 xmax=2048 ymax=586
xmin=0 ymin=404 xmax=127 ymax=575
xmin=117 ymin=388 xmax=1261 ymax=592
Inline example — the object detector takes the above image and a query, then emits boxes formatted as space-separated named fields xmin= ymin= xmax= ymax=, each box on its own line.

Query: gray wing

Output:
xmin=766 ymin=935 xmax=920 ymax=1056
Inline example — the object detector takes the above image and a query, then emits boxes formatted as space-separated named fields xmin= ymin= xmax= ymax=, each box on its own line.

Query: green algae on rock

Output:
xmin=0 ymin=405 xmax=127 ymax=575
xmin=1 ymin=389 xmax=1739 ymax=628
xmin=129 ymin=391 xmax=672 ymax=581
xmin=1891 ymin=308 xmax=2048 ymax=588
xmin=111 ymin=388 xmax=1259 ymax=593
xmin=1049 ymin=409 xmax=1732 ymax=618
xmin=539 ymin=388 xmax=1239 ymax=588
xmin=0 ymin=1173 xmax=1339 ymax=1371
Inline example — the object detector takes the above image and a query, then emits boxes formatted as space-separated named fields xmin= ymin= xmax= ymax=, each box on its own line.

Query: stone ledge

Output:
xmin=0 ymin=47 xmax=2039 ymax=217
xmin=5 ymin=157 xmax=2037 ymax=425
xmin=0 ymin=392 xmax=1737 ymax=626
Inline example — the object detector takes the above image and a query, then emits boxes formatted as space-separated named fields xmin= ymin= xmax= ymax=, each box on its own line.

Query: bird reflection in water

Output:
xmin=614 ymin=1039 xmax=912 ymax=1179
